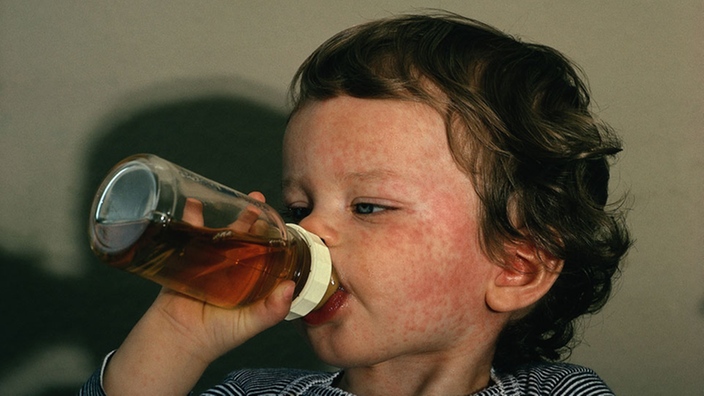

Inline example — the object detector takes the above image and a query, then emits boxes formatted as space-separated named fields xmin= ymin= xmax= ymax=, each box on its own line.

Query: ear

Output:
xmin=485 ymin=242 xmax=563 ymax=314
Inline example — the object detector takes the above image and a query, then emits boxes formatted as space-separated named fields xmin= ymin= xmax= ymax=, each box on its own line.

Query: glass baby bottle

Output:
xmin=88 ymin=154 xmax=338 ymax=320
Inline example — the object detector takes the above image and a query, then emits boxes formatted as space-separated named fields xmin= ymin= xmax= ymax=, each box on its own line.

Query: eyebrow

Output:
xmin=341 ymin=169 xmax=402 ymax=183
xmin=281 ymin=169 xmax=403 ymax=191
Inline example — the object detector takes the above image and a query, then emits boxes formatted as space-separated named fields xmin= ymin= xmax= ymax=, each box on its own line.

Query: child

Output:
xmin=80 ymin=12 xmax=630 ymax=396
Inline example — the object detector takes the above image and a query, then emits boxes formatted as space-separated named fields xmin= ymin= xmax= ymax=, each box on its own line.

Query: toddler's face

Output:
xmin=283 ymin=96 xmax=501 ymax=368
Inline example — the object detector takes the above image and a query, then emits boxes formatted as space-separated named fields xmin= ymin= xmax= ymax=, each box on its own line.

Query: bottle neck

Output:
xmin=284 ymin=223 xmax=334 ymax=320
xmin=286 ymin=227 xmax=312 ymax=300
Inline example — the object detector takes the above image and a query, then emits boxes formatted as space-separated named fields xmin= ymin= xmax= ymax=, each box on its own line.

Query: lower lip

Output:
xmin=302 ymin=288 xmax=348 ymax=326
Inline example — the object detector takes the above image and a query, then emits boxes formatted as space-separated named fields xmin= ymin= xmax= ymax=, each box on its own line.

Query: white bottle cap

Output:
xmin=284 ymin=223 xmax=333 ymax=321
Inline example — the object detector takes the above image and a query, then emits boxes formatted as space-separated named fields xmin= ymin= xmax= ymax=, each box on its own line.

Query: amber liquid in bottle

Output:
xmin=93 ymin=217 xmax=312 ymax=308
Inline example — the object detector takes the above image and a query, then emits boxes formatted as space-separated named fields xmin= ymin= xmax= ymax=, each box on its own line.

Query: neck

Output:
xmin=337 ymin=344 xmax=495 ymax=396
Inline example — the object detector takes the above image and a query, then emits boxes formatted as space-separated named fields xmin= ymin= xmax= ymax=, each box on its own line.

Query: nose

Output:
xmin=298 ymin=211 xmax=338 ymax=247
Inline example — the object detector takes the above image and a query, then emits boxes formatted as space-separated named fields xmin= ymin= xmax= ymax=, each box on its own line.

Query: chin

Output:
xmin=314 ymin=350 xmax=379 ymax=370
xmin=308 ymin=335 xmax=391 ymax=369
xmin=302 ymin=332 xmax=355 ymax=368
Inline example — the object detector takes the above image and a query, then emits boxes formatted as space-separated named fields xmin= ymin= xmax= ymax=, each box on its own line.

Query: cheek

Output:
xmin=368 ymin=215 xmax=488 ymax=336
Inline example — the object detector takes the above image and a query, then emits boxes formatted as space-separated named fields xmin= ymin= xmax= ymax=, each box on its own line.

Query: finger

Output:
xmin=183 ymin=198 xmax=204 ymax=227
xmin=247 ymin=191 xmax=266 ymax=203
xmin=227 ymin=205 xmax=261 ymax=233
xmin=242 ymin=192 xmax=270 ymax=235
xmin=241 ymin=281 xmax=295 ymax=333
xmin=248 ymin=219 xmax=270 ymax=236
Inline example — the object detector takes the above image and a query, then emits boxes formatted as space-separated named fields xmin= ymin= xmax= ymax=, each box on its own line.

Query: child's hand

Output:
xmin=149 ymin=264 xmax=295 ymax=366
xmin=103 ymin=192 xmax=295 ymax=396
xmin=155 ymin=191 xmax=293 ymax=360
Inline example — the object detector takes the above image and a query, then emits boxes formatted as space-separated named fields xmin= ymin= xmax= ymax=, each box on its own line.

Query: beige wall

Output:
xmin=1 ymin=1 xmax=702 ymax=394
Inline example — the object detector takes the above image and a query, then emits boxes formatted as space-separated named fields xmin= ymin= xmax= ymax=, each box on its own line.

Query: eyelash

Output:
xmin=284 ymin=202 xmax=392 ymax=222
xmin=284 ymin=206 xmax=311 ymax=223
xmin=352 ymin=203 xmax=388 ymax=215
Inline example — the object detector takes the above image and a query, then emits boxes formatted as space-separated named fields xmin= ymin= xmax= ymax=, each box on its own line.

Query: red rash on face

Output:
xmin=282 ymin=96 xmax=503 ymax=369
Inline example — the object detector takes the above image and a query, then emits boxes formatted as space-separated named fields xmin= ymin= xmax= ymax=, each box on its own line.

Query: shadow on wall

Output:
xmin=0 ymin=248 xmax=96 ymax=396
xmin=0 ymin=85 xmax=325 ymax=396
xmin=80 ymin=94 xmax=328 ymax=393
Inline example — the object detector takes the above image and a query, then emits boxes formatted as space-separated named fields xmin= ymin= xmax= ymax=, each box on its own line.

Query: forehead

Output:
xmin=283 ymin=96 xmax=452 ymax=170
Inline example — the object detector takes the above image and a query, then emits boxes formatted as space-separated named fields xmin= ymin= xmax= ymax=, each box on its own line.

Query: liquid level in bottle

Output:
xmin=93 ymin=218 xmax=307 ymax=308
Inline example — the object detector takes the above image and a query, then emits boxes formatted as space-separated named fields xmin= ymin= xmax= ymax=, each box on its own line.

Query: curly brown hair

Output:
xmin=289 ymin=12 xmax=631 ymax=369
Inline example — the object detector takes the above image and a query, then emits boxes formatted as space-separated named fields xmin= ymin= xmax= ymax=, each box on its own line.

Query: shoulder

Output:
xmin=492 ymin=363 xmax=614 ymax=396
xmin=200 ymin=368 xmax=346 ymax=396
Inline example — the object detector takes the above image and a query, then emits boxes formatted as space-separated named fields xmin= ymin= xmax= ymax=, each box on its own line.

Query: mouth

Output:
xmin=302 ymin=286 xmax=348 ymax=326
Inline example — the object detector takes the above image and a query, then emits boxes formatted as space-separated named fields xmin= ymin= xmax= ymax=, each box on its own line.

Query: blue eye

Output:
xmin=353 ymin=203 xmax=386 ymax=215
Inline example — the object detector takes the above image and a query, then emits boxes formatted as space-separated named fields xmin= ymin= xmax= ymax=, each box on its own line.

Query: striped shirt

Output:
xmin=79 ymin=355 xmax=614 ymax=395
xmin=78 ymin=353 xmax=613 ymax=396
xmin=203 ymin=364 xmax=613 ymax=396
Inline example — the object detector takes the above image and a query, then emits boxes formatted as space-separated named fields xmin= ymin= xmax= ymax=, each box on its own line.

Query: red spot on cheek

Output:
xmin=400 ymin=219 xmax=477 ymax=337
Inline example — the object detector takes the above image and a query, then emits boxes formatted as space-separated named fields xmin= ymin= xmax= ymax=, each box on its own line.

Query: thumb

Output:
xmin=243 ymin=280 xmax=295 ymax=332
xmin=265 ymin=280 xmax=295 ymax=318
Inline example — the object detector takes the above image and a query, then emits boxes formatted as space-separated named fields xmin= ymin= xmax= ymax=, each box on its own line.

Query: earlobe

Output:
xmin=486 ymin=243 xmax=563 ymax=313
